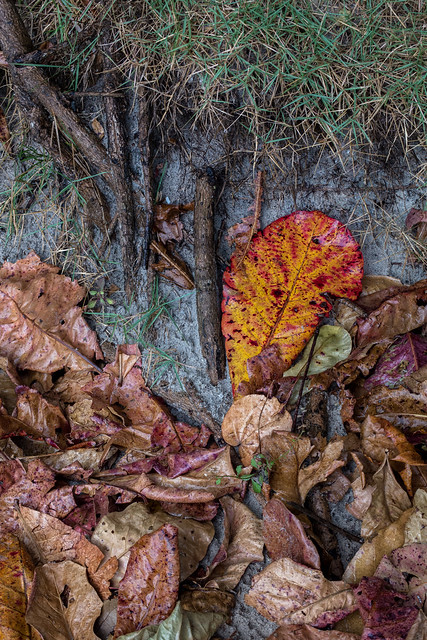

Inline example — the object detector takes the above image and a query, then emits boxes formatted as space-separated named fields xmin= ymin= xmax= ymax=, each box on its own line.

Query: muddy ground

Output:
xmin=0 ymin=124 xmax=426 ymax=638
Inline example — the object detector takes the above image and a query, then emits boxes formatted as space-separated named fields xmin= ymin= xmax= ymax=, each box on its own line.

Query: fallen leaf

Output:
xmin=227 ymin=170 xmax=263 ymax=265
xmin=222 ymin=211 xmax=363 ymax=395
xmin=26 ymin=560 xmax=102 ymax=640
xmin=353 ymin=576 xmax=419 ymax=640
xmin=343 ymin=508 xmax=414 ymax=584
xmin=360 ymin=455 xmax=411 ymax=538
xmin=365 ymin=333 xmax=427 ymax=390
xmin=245 ymin=556 xmax=356 ymax=626
xmin=0 ymin=533 xmax=42 ymax=640
xmin=159 ymin=501 xmax=218 ymax=521
xmin=91 ymin=117 xmax=104 ymax=139
xmin=263 ymin=498 xmax=320 ymax=568
xmin=205 ymin=496 xmax=264 ymax=590
xmin=91 ymin=502 xmax=214 ymax=587
xmin=405 ymin=489 xmax=427 ymax=543
xmin=14 ymin=385 xmax=68 ymax=443
xmin=20 ymin=506 xmax=117 ymax=599
xmin=283 ymin=326 xmax=352 ymax=378
xmin=261 ymin=430 xmax=312 ymax=503
xmin=375 ymin=543 xmax=427 ymax=612
xmin=151 ymin=240 xmax=195 ymax=290
xmin=221 ymin=395 xmax=291 ymax=465
xmin=266 ymin=626 xmax=360 ymax=640
xmin=357 ymin=280 xmax=427 ymax=348
xmin=0 ymin=253 xmax=102 ymax=373
xmin=153 ymin=202 xmax=193 ymax=245
xmin=114 ymin=523 xmax=180 ymax=637
xmin=298 ymin=439 xmax=346 ymax=503
xmin=406 ymin=209 xmax=427 ymax=243
xmin=0 ymin=106 xmax=11 ymax=153
xmin=180 ymin=587 xmax=235 ymax=616
xmin=361 ymin=415 xmax=424 ymax=466
xmin=114 ymin=601 xmax=225 ymax=640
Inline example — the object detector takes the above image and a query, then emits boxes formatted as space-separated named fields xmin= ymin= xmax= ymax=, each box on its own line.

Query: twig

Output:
xmin=150 ymin=240 xmax=195 ymax=289
xmin=287 ymin=501 xmax=364 ymax=545
xmin=236 ymin=170 xmax=264 ymax=268
xmin=193 ymin=170 xmax=226 ymax=386
xmin=137 ymin=92 xmax=155 ymax=270
xmin=291 ymin=322 xmax=322 ymax=431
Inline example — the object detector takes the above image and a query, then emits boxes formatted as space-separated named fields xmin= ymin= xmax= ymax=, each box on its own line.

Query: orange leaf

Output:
xmin=222 ymin=211 xmax=363 ymax=395
xmin=0 ymin=533 xmax=42 ymax=640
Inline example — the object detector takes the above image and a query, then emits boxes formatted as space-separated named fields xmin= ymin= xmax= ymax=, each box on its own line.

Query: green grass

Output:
xmin=19 ymin=0 xmax=427 ymax=153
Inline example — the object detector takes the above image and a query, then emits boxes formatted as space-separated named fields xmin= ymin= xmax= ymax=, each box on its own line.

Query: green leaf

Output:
xmin=87 ymin=300 xmax=97 ymax=309
xmin=89 ymin=290 xmax=97 ymax=296
xmin=251 ymin=457 xmax=261 ymax=469
xmin=252 ymin=479 xmax=262 ymax=493
xmin=236 ymin=465 xmax=243 ymax=475
xmin=215 ymin=478 xmax=222 ymax=485
xmin=106 ymin=298 xmax=115 ymax=305
xmin=115 ymin=601 xmax=225 ymax=640
xmin=282 ymin=325 xmax=352 ymax=378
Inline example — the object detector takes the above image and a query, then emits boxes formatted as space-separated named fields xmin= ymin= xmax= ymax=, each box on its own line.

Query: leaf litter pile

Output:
xmin=0 ymin=210 xmax=426 ymax=640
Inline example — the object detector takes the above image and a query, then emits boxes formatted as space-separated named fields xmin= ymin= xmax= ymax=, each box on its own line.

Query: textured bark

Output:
xmin=194 ymin=171 xmax=226 ymax=385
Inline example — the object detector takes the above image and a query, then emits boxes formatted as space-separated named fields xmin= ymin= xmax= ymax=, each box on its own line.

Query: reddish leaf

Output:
xmin=365 ymin=333 xmax=427 ymax=390
xmin=0 ymin=253 xmax=102 ymax=373
xmin=159 ymin=501 xmax=218 ymax=521
xmin=114 ymin=523 xmax=179 ymax=637
xmin=14 ymin=385 xmax=68 ymax=442
xmin=353 ymin=576 xmax=419 ymax=640
xmin=263 ymin=498 xmax=320 ymax=568
xmin=267 ymin=626 xmax=360 ymax=640
xmin=222 ymin=211 xmax=363 ymax=395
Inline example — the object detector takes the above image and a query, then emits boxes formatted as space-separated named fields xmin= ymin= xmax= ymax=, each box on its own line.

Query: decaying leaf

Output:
xmin=375 ymin=543 xmax=427 ymax=612
xmin=0 ymin=533 xmax=42 ymax=640
xmin=263 ymin=498 xmax=320 ymax=568
xmin=405 ymin=489 xmax=427 ymax=544
xmin=365 ymin=333 xmax=427 ymax=390
xmin=266 ymin=626 xmax=360 ymax=640
xmin=153 ymin=202 xmax=193 ymax=245
xmin=245 ymin=556 xmax=356 ymax=626
xmin=0 ymin=253 xmax=102 ymax=373
xmin=151 ymin=240 xmax=195 ymax=290
xmin=261 ymin=431 xmax=312 ymax=503
xmin=283 ymin=326 xmax=352 ymax=378
xmin=343 ymin=508 xmax=414 ymax=584
xmin=26 ymin=560 xmax=102 ymax=640
xmin=361 ymin=415 xmax=424 ymax=466
xmin=222 ymin=211 xmax=363 ymax=395
xmin=14 ymin=386 xmax=68 ymax=443
xmin=298 ymin=439 xmax=346 ymax=504
xmin=115 ymin=601 xmax=226 ymax=640
xmin=91 ymin=501 xmax=214 ymax=586
xmin=221 ymin=395 xmax=291 ymax=466
xmin=357 ymin=280 xmax=427 ymax=348
xmin=114 ymin=524 xmax=180 ymax=637
xmin=204 ymin=496 xmax=264 ymax=590
xmin=0 ymin=106 xmax=11 ymax=153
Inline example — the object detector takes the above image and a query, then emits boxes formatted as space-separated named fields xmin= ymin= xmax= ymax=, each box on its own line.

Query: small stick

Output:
xmin=235 ymin=170 xmax=264 ymax=268
xmin=291 ymin=322 xmax=321 ymax=431
xmin=287 ymin=501 xmax=364 ymax=545
xmin=193 ymin=170 xmax=226 ymax=385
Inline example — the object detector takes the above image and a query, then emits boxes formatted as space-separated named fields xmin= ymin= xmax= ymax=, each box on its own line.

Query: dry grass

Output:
xmin=18 ymin=0 xmax=427 ymax=156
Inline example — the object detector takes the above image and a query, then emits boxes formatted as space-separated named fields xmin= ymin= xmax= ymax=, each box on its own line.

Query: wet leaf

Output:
xmin=115 ymin=601 xmax=225 ymax=640
xmin=263 ymin=498 xmax=320 ymax=568
xmin=283 ymin=326 xmax=352 ymax=378
xmin=26 ymin=560 xmax=102 ymax=640
xmin=343 ymin=508 xmax=414 ymax=584
xmin=0 ymin=253 xmax=102 ymax=373
xmin=357 ymin=280 xmax=427 ymax=348
xmin=245 ymin=557 xmax=356 ymax=626
xmin=221 ymin=395 xmax=291 ymax=466
xmin=0 ymin=533 xmax=42 ymax=640
xmin=353 ymin=576 xmax=419 ymax=640
xmin=361 ymin=455 xmax=411 ymax=538
xmin=92 ymin=502 xmax=214 ymax=587
xmin=365 ymin=333 xmax=427 ymax=390
xmin=222 ymin=211 xmax=363 ymax=395
xmin=114 ymin=523 xmax=179 ymax=637
xmin=204 ymin=496 xmax=264 ymax=590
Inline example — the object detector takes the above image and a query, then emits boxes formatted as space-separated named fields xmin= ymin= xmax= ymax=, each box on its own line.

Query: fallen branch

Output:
xmin=194 ymin=170 xmax=226 ymax=386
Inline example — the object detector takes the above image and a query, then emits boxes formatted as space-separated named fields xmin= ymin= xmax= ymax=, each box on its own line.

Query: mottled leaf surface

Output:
xmin=222 ymin=211 xmax=363 ymax=394
xmin=365 ymin=333 xmax=427 ymax=390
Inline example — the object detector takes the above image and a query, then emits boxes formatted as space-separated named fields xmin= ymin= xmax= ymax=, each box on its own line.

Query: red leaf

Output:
xmin=114 ymin=523 xmax=179 ymax=637
xmin=365 ymin=333 xmax=427 ymax=390
xmin=222 ymin=211 xmax=363 ymax=395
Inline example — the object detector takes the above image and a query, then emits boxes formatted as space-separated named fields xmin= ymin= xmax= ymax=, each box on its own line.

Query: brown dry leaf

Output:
xmin=91 ymin=117 xmax=104 ymax=139
xmin=180 ymin=587 xmax=235 ymax=616
xmin=298 ymin=440 xmax=346 ymax=503
xmin=26 ymin=560 xmax=102 ymax=640
xmin=221 ymin=395 xmax=291 ymax=465
xmin=405 ymin=489 xmax=427 ymax=544
xmin=20 ymin=506 xmax=117 ymax=599
xmin=357 ymin=279 xmax=427 ymax=347
xmin=151 ymin=240 xmax=195 ymax=290
xmin=0 ymin=533 xmax=43 ymax=640
xmin=245 ymin=556 xmax=356 ymax=626
xmin=346 ymin=475 xmax=376 ymax=520
xmin=361 ymin=414 xmax=424 ymax=465
xmin=359 ymin=275 xmax=403 ymax=303
xmin=114 ymin=523 xmax=179 ymax=638
xmin=15 ymin=386 xmax=68 ymax=442
xmin=91 ymin=501 xmax=214 ymax=587
xmin=0 ymin=51 xmax=7 ymax=67
xmin=0 ymin=106 xmax=11 ymax=154
xmin=266 ymin=625 xmax=361 ymax=640
xmin=52 ymin=369 xmax=94 ymax=403
xmin=361 ymin=455 xmax=411 ymax=538
xmin=205 ymin=496 xmax=264 ymax=590
xmin=262 ymin=431 xmax=312 ymax=503
xmin=153 ymin=201 xmax=193 ymax=245
xmin=343 ymin=508 xmax=414 ymax=584
xmin=263 ymin=498 xmax=320 ymax=568
xmin=0 ymin=253 xmax=102 ymax=373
